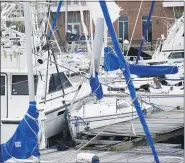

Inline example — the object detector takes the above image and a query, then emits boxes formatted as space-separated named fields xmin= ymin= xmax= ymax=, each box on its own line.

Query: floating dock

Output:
xmin=40 ymin=143 xmax=184 ymax=163
xmin=75 ymin=110 xmax=184 ymax=151
xmin=39 ymin=110 xmax=184 ymax=162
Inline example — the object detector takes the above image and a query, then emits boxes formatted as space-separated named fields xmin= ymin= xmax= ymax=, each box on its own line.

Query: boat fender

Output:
xmin=76 ymin=153 xmax=100 ymax=163
xmin=38 ymin=58 xmax=44 ymax=64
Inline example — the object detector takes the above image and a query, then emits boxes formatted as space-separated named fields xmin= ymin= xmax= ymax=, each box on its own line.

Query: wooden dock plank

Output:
xmin=78 ymin=110 xmax=184 ymax=150
xmin=40 ymin=143 xmax=184 ymax=163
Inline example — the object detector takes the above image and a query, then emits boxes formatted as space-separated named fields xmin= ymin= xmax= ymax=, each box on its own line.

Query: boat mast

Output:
xmin=24 ymin=2 xmax=40 ymax=162
xmin=23 ymin=2 xmax=35 ymax=102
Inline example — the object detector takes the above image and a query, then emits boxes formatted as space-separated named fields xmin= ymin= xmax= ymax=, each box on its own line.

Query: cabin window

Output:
xmin=118 ymin=16 xmax=128 ymax=40
xmin=48 ymin=72 xmax=72 ymax=93
xmin=11 ymin=75 xmax=38 ymax=95
xmin=0 ymin=76 xmax=5 ymax=95
xmin=142 ymin=16 xmax=152 ymax=42
xmin=168 ymin=52 xmax=184 ymax=59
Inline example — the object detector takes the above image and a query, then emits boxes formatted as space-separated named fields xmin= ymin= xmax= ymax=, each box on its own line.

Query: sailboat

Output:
xmin=134 ymin=14 xmax=184 ymax=85
xmin=67 ymin=2 xmax=159 ymax=162
xmin=67 ymin=13 xmax=153 ymax=139
xmin=102 ymin=47 xmax=184 ymax=111
xmin=0 ymin=2 xmax=91 ymax=145
xmin=98 ymin=1 xmax=184 ymax=111
xmin=1 ymin=2 xmax=40 ymax=162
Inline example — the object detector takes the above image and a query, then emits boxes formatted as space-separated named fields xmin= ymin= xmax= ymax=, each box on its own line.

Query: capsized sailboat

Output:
xmin=67 ymin=16 xmax=153 ymax=139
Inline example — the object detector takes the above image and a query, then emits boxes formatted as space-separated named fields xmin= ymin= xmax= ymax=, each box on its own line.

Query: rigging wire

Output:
xmin=125 ymin=0 xmax=143 ymax=57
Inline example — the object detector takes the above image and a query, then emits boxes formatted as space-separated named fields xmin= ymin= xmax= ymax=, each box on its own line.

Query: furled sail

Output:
xmin=128 ymin=64 xmax=178 ymax=76
xmin=0 ymin=101 xmax=40 ymax=162
xmin=89 ymin=18 xmax=104 ymax=100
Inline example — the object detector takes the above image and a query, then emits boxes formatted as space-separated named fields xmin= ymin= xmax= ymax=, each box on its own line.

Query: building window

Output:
xmin=142 ymin=16 xmax=152 ymax=42
xmin=48 ymin=72 xmax=72 ymax=94
xmin=0 ymin=76 xmax=5 ymax=95
xmin=11 ymin=75 xmax=38 ymax=95
xmin=118 ymin=16 xmax=128 ymax=40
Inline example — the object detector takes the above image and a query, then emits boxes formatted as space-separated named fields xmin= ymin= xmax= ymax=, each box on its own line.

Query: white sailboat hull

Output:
xmin=105 ymin=92 xmax=184 ymax=111
xmin=139 ymin=94 xmax=184 ymax=111
xmin=68 ymin=96 xmax=153 ymax=138
xmin=1 ymin=107 xmax=66 ymax=144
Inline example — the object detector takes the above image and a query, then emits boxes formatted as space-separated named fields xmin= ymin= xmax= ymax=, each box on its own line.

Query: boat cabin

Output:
xmin=0 ymin=66 xmax=73 ymax=120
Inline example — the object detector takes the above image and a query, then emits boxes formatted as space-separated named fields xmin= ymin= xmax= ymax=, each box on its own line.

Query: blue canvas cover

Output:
xmin=104 ymin=46 xmax=120 ymax=71
xmin=104 ymin=46 xmax=178 ymax=75
xmin=128 ymin=64 xmax=178 ymax=76
xmin=89 ymin=72 xmax=103 ymax=100
xmin=0 ymin=101 xmax=40 ymax=162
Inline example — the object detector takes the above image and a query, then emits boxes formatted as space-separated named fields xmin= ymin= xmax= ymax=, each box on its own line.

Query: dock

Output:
xmin=74 ymin=110 xmax=184 ymax=151
xmin=40 ymin=143 xmax=184 ymax=163
xmin=39 ymin=109 xmax=184 ymax=163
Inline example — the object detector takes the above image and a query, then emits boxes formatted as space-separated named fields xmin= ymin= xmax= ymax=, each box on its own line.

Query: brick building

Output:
xmin=51 ymin=1 xmax=184 ymax=48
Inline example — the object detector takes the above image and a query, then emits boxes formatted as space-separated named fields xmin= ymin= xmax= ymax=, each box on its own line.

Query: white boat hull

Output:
xmin=139 ymin=94 xmax=184 ymax=111
xmin=105 ymin=92 xmax=184 ymax=111
xmin=1 ymin=107 xmax=66 ymax=144
xmin=68 ymin=96 xmax=153 ymax=138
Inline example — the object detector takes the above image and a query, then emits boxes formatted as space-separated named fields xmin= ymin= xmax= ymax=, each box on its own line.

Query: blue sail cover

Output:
xmin=90 ymin=72 xmax=103 ymax=100
xmin=104 ymin=47 xmax=178 ymax=75
xmin=0 ymin=101 xmax=40 ymax=162
xmin=104 ymin=46 xmax=120 ymax=71
xmin=128 ymin=64 xmax=178 ymax=76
